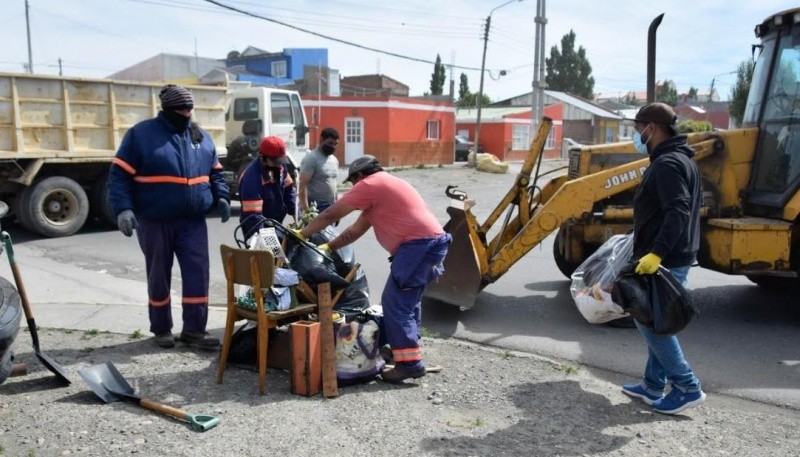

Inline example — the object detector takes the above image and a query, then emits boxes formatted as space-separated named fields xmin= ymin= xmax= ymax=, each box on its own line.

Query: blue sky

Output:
xmin=1 ymin=0 xmax=798 ymax=102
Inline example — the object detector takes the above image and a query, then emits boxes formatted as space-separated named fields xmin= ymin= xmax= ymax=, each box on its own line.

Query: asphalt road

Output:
xmin=2 ymin=161 xmax=799 ymax=410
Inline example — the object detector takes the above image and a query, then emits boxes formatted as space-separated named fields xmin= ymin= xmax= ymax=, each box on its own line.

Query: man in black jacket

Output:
xmin=621 ymin=102 xmax=706 ymax=415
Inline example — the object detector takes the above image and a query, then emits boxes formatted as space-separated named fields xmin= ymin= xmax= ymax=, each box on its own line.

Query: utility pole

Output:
xmin=529 ymin=0 xmax=547 ymax=143
xmin=475 ymin=0 xmax=523 ymax=152
xmin=58 ymin=58 xmax=62 ymax=76
xmin=25 ymin=0 xmax=33 ymax=74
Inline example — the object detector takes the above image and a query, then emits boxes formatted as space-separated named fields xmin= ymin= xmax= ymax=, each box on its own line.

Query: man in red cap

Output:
xmin=238 ymin=135 xmax=297 ymax=239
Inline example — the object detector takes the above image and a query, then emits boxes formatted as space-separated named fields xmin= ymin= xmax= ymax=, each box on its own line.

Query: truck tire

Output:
xmin=553 ymin=227 xmax=583 ymax=278
xmin=90 ymin=173 xmax=116 ymax=228
xmin=21 ymin=177 xmax=89 ymax=237
xmin=13 ymin=185 xmax=35 ymax=232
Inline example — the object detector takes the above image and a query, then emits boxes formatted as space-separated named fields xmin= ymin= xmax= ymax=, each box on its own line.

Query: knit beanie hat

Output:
xmin=159 ymin=84 xmax=194 ymax=110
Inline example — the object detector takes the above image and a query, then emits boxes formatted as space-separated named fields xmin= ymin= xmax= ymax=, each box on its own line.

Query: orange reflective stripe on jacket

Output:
xmin=241 ymin=199 xmax=263 ymax=212
xmin=392 ymin=347 xmax=422 ymax=362
xmin=113 ymin=157 xmax=137 ymax=175
xmin=133 ymin=175 xmax=210 ymax=185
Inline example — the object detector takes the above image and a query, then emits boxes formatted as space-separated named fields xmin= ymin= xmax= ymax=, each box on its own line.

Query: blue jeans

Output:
xmin=634 ymin=265 xmax=702 ymax=395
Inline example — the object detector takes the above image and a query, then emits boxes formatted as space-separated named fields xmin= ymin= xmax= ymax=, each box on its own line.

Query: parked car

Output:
xmin=455 ymin=135 xmax=476 ymax=162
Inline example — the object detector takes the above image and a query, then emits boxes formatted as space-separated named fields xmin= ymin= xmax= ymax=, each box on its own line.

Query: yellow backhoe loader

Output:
xmin=425 ymin=8 xmax=800 ymax=308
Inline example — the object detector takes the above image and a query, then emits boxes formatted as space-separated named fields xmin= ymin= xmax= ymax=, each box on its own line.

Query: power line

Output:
xmin=201 ymin=0 xmax=488 ymax=72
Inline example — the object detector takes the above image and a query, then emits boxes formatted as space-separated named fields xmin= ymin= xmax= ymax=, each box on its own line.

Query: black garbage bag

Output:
xmin=283 ymin=225 xmax=371 ymax=318
xmin=611 ymin=264 xmax=697 ymax=335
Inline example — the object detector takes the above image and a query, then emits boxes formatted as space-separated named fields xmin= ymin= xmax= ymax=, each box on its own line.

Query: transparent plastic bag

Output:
xmin=569 ymin=233 xmax=633 ymax=324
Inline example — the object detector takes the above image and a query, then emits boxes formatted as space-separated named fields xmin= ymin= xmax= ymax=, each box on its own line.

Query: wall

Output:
xmin=302 ymin=96 xmax=455 ymax=166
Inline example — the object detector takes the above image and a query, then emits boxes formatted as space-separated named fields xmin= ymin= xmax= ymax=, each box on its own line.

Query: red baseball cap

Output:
xmin=259 ymin=136 xmax=287 ymax=162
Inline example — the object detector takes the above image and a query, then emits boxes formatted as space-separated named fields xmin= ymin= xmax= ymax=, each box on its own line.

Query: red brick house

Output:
xmin=674 ymin=102 xmax=733 ymax=130
xmin=302 ymin=95 xmax=455 ymax=166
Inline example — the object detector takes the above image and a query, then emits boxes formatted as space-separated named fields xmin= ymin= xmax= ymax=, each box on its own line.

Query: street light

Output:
xmin=474 ymin=0 xmax=524 ymax=152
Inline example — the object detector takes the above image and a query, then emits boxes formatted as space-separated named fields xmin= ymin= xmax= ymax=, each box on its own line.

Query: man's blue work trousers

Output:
xmin=136 ymin=217 xmax=210 ymax=335
xmin=382 ymin=233 xmax=451 ymax=370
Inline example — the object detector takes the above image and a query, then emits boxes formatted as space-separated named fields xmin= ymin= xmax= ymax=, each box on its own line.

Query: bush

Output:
xmin=676 ymin=119 xmax=713 ymax=133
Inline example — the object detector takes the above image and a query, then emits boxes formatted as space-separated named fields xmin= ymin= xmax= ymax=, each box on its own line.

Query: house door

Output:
xmin=344 ymin=117 xmax=364 ymax=165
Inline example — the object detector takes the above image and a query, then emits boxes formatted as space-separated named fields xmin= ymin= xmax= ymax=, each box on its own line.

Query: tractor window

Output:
xmin=752 ymin=28 xmax=800 ymax=194
xmin=743 ymin=37 xmax=775 ymax=125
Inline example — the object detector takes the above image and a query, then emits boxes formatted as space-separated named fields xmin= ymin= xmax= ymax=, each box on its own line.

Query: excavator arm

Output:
xmin=424 ymin=119 xmax=718 ymax=308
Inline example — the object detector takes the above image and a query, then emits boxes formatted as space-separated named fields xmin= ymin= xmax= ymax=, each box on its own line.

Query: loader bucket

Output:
xmin=423 ymin=206 xmax=484 ymax=309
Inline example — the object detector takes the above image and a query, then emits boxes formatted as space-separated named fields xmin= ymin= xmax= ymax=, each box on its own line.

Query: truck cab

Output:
xmin=223 ymin=86 xmax=310 ymax=194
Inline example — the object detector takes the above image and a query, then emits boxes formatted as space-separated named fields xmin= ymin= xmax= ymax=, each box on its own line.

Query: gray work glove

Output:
xmin=117 ymin=209 xmax=137 ymax=237
xmin=218 ymin=198 xmax=231 ymax=223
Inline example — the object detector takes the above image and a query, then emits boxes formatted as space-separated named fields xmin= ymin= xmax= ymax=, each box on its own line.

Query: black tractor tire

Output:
xmin=746 ymin=274 xmax=800 ymax=290
xmin=90 ymin=173 xmax=117 ymax=228
xmin=20 ymin=176 xmax=89 ymax=237
xmin=553 ymin=227 xmax=583 ymax=279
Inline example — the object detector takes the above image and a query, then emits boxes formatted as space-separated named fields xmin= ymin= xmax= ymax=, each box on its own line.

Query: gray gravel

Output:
xmin=1 ymin=327 xmax=798 ymax=456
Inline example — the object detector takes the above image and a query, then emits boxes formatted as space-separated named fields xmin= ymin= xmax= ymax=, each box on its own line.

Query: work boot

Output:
xmin=179 ymin=331 xmax=220 ymax=350
xmin=381 ymin=364 xmax=426 ymax=383
xmin=153 ymin=332 xmax=175 ymax=349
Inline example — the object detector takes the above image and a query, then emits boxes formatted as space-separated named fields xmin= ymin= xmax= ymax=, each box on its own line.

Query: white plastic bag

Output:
xmin=569 ymin=233 xmax=633 ymax=324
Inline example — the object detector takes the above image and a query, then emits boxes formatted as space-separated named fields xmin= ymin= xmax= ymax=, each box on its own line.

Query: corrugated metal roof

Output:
xmin=455 ymin=106 xmax=530 ymax=122
xmin=544 ymin=90 xmax=622 ymax=120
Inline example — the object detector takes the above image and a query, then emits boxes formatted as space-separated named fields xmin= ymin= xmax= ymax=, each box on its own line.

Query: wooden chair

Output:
xmin=218 ymin=244 xmax=317 ymax=395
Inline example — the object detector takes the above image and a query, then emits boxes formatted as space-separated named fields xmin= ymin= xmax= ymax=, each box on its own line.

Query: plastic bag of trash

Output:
xmin=475 ymin=153 xmax=509 ymax=174
xmin=569 ymin=233 xmax=633 ymax=324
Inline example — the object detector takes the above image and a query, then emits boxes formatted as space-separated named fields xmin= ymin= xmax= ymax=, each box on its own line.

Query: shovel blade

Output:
xmin=78 ymin=362 xmax=135 ymax=403
xmin=36 ymin=351 xmax=71 ymax=385
xmin=423 ymin=206 xmax=483 ymax=309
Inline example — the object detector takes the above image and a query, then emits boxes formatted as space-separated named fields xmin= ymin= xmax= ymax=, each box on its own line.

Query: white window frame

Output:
xmin=426 ymin=120 xmax=440 ymax=140
xmin=545 ymin=129 xmax=555 ymax=149
xmin=271 ymin=60 xmax=287 ymax=78
xmin=512 ymin=124 xmax=529 ymax=150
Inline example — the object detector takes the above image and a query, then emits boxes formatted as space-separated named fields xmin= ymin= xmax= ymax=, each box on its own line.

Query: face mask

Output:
xmin=632 ymin=125 xmax=651 ymax=154
xmin=322 ymin=144 xmax=336 ymax=155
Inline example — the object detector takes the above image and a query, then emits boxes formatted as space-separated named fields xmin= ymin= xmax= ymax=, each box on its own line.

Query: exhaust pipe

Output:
xmin=647 ymin=13 xmax=664 ymax=103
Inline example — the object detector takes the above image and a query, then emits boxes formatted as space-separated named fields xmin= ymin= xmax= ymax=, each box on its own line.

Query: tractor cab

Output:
xmin=743 ymin=8 xmax=800 ymax=218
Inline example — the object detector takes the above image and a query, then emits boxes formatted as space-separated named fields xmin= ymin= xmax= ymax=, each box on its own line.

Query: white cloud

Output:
xmin=1 ymin=0 xmax=797 ymax=101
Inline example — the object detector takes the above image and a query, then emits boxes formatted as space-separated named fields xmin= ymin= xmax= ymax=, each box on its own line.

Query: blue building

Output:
xmin=224 ymin=46 xmax=328 ymax=87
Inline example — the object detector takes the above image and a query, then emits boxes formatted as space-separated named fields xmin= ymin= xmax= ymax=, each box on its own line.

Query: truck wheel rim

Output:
xmin=42 ymin=189 xmax=78 ymax=226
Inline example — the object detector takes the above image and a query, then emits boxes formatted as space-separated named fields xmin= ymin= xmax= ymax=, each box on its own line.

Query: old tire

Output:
xmin=553 ymin=227 xmax=583 ymax=279
xmin=91 ymin=173 xmax=116 ymax=228
xmin=22 ymin=176 xmax=89 ymax=237
xmin=13 ymin=185 xmax=35 ymax=232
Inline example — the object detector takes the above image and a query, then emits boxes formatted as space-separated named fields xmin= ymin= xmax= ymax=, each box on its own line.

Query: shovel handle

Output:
xmin=139 ymin=398 xmax=190 ymax=421
xmin=2 ymin=232 xmax=40 ymax=349
xmin=139 ymin=399 xmax=219 ymax=432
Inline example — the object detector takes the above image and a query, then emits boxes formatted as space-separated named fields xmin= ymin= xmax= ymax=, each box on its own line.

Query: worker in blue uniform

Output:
xmin=108 ymin=84 xmax=230 ymax=350
xmin=238 ymin=135 xmax=296 ymax=239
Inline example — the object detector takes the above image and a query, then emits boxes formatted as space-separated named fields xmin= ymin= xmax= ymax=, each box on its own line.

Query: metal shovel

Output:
xmin=78 ymin=362 xmax=220 ymax=432
xmin=0 ymin=230 xmax=70 ymax=385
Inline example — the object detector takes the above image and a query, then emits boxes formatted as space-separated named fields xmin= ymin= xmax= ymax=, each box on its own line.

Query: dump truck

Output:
xmin=0 ymin=73 xmax=309 ymax=238
xmin=425 ymin=8 xmax=800 ymax=308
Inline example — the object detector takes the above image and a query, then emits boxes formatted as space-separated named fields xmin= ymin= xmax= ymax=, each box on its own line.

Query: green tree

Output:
xmin=622 ymin=91 xmax=639 ymax=106
xmin=458 ymin=72 xmax=471 ymax=101
xmin=676 ymin=119 xmax=713 ymax=133
xmin=729 ymin=60 xmax=755 ymax=126
xmin=687 ymin=86 xmax=698 ymax=101
xmin=656 ymin=80 xmax=678 ymax=105
xmin=430 ymin=54 xmax=446 ymax=96
xmin=545 ymin=30 xmax=595 ymax=98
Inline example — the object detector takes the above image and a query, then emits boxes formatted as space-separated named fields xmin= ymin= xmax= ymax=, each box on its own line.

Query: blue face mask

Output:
xmin=632 ymin=125 xmax=651 ymax=154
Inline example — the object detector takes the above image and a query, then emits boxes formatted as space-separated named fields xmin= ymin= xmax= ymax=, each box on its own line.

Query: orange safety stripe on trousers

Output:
xmin=392 ymin=347 xmax=422 ymax=362
xmin=182 ymin=296 xmax=208 ymax=305
xmin=113 ymin=157 xmax=137 ymax=175
xmin=149 ymin=296 xmax=171 ymax=307
xmin=134 ymin=175 xmax=210 ymax=185
xmin=241 ymin=200 xmax=263 ymax=212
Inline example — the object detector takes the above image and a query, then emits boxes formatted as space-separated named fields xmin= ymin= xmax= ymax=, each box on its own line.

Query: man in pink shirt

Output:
xmin=298 ymin=155 xmax=451 ymax=382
